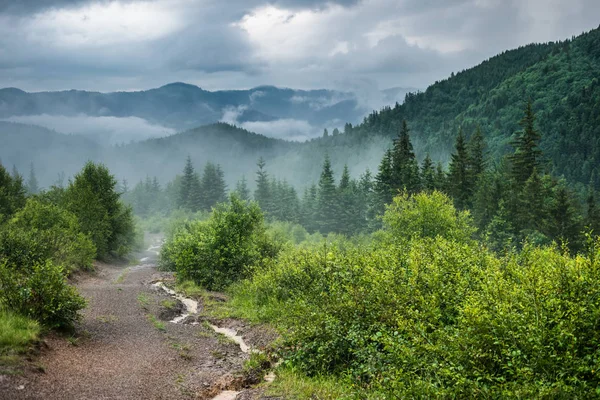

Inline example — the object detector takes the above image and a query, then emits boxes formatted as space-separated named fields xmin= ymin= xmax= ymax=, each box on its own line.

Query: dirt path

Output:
xmin=0 ymin=235 xmax=258 ymax=400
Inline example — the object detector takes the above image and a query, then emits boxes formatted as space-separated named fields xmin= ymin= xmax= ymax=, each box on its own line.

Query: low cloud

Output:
xmin=240 ymin=119 xmax=316 ymax=142
xmin=2 ymin=114 xmax=176 ymax=145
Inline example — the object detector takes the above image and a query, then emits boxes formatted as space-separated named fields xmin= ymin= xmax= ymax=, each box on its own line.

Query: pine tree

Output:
xmin=356 ymin=169 xmax=373 ymax=232
xmin=448 ymin=128 xmax=472 ymax=209
xmin=323 ymin=128 xmax=329 ymax=138
xmin=27 ymin=162 xmax=39 ymax=195
xmin=200 ymin=162 xmax=227 ymax=210
xmin=373 ymin=148 xmax=394 ymax=218
xmin=390 ymin=120 xmax=420 ymax=193
xmin=468 ymin=126 xmax=486 ymax=181
xmin=510 ymin=101 xmax=542 ymax=185
xmin=435 ymin=162 xmax=446 ymax=192
xmin=548 ymin=184 xmax=582 ymax=249
xmin=234 ymin=176 xmax=251 ymax=202
xmin=121 ymin=178 xmax=129 ymax=194
xmin=254 ymin=157 xmax=271 ymax=215
xmin=301 ymin=184 xmax=319 ymax=233
xmin=317 ymin=155 xmax=337 ymax=233
xmin=421 ymin=154 xmax=436 ymax=192
xmin=586 ymin=184 xmax=600 ymax=234
xmin=337 ymin=165 xmax=354 ymax=234
xmin=178 ymin=156 xmax=195 ymax=210
xmin=521 ymin=168 xmax=546 ymax=233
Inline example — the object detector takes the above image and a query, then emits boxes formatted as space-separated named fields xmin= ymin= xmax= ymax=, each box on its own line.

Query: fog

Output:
xmin=3 ymin=115 xmax=176 ymax=145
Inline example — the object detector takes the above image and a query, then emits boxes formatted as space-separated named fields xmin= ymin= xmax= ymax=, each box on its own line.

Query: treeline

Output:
xmin=0 ymin=161 xmax=137 ymax=342
xmin=129 ymin=101 xmax=595 ymax=254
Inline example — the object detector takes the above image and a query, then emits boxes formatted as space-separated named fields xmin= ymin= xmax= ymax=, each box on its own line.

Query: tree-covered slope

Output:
xmin=342 ymin=26 xmax=600 ymax=188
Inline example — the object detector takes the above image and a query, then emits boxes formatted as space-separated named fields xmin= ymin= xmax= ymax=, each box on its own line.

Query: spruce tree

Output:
xmin=586 ymin=184 xmax=600 ymax=234
xmin=356 ymin=169 xmax=373 ymax=232
xmin=27 ymin=162 xmax=39 ymax=195
xmin=234 ymin=176 xmax=251 ymax=202
xmin=254 ymin=157 xmax=271 ymax=215
xmin=421 ymin=154 xmax=436 ymax=192
xmin=200 ymin=162 xmax=227 ymax=210
xmin=178 ymin=156 xmax=196 ymax=210
xmin=337 ymin=165 xmax=354 ymax=234
xmin=510 ymin=101 xmax=542 ymax=185
xmin=317 ymin=155 xmax=337 ymax=233
xmin=391 ymin=120 xmax=420 ymax=193
xmin=373 ymin=148 xmax=394 ymax=218
xmin=448 ymin=128 xmax=472 ymax=209
xmin=468 ymin=126 xmax=486 ymax=181
xmin=548 ymin=184 xmax=582 ymax=249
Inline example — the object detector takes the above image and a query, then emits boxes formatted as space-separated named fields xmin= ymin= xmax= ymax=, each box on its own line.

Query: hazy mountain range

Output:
xmin=0 ymin=83 xmax=415 ymax=144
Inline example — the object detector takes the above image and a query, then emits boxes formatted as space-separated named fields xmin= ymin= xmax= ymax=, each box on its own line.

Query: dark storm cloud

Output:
xmin=0 ymin=0 xmax=598 ymax=93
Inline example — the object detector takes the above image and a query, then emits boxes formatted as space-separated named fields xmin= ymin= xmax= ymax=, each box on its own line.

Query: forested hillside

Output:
xmin=342 ymin=26 xmax=600 ymax=188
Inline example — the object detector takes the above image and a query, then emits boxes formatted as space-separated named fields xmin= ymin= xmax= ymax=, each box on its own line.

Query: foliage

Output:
xmin=0 ymin=162 xmax=26 ymax=222
xmin=7 ymin=199 xmax=96 ymax=273
xmin=0 ymin=257 xmax=86 ymax=328
xmin=160 ymin=194 xmax=278 ymax=290
xmin=379 ymin=190 xmax=476 ymax=244
xmin=63 ymin=161 xmax=136 ymax=259
xmin=0 ymin=309 xmax=40 ymax=359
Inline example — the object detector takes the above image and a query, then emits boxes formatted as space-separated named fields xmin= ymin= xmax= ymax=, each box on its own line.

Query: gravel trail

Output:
xmin=0 ymin=235 xmax=250 ymax=400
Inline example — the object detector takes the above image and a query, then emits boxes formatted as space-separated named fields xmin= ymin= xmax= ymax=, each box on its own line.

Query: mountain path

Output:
xmin=0 ymin=234 xmax=255 ymax=400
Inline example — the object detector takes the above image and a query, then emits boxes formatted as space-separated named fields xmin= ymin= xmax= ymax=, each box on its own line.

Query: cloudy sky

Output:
xmin=0 ymin=0 xmax=598 ymax=93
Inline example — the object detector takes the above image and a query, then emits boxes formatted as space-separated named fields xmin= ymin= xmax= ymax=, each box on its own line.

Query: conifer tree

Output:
xmin=301 ymin=184 xmax=319 ymax=233
xmin=234 ymin=176 xmax=251 ymax=202
xmin=317 ymin=155 xmax=338 ymax=233
xmin=510 ymin=101 xmax=542 ymax=185
xmin=548 ymin=184 xmax=582 ymax=249
xmin=586 ymin=184 xmax=600 ymax=234
xmin=373 ymin=148 xmax=394 ymax=218
xmin=391 ymin=120 xmax=420 ymax=193
xmin=27 ymin=162 xmax=39 ymax=195
xmin=421 ymin=154 xmax=436 ymax=192
xmin=178 ymin=156 xmax=197 ymax=210
xmin=435 ymin=162 xmax=446 ymax=192
xmin=337 ymin=165 xmax=354 ymax=234
xmin=254 ymin=157 xmax=271 ymax=215
xmin=521 ymin=168 xmax=546 ymax=233
xmin=356 ymin=169 xmax=373 ymax=232
xmin=448 ymin=128 xmax=472 ymax=209
xmin=199 ymin=162 xmax=227 ymax=210
xmin=468 ymin=126 xmax=486 ymax=181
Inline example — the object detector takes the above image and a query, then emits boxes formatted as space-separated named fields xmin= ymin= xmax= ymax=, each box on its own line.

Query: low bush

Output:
xmin=0 ymin=258 xmax=86 ymax=328
xmin=160 ymin=194 xmax=278 ymax=290
xmin=231 ymin=191 xmax=600 ymax=397
xmin=7 ymin=198 xmax=96 ymax=273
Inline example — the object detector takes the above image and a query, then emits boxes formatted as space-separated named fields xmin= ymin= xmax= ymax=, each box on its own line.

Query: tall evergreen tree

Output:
xmin=337 ymin=165 xmax=354 ymax=234
xmin=234 ymin=176 xmax=251 ymax=202
xmin=27 ymin=162 xmax=39 ymax=195
xmin=468 ymin=126 xmax=486 ymax=181
xmin=448 ymin=128 xmax=472 ymax=209
xmin=254 ymin=157 xmax=271 ymax=215
xmin=200 ymin=162 xmax=227 ymax=210
xmin=390 ymin=120 xmax=420 ymax=193
xmin=373 ymin=148 xmax=394 ymax=219
xmin=317 ymin=155 xmax=338 ymax=233
xmin=547 ymin=184 xmax=582 ymax=250
xmin=510 ymin=101 xmax=542 ymax=185
xmin=178 ymin=156 xmax=198 ymax=210
xmin=421 ymin=154 xmax=436 ymax=192
xmin=586 ymin=184 xmax=600 ymax=234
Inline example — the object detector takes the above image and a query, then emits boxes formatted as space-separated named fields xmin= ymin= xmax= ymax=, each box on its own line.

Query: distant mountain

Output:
xmin=0 ymin=83 xmax=368 ymax=135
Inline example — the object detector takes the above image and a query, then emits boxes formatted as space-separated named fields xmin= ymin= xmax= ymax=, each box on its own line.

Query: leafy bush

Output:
xmin=231 ymin=191 xmax=600 ymax=397
xmin=0 ymin=258 xmax=86 ymax=328
xmin=8 ymin=198 xmax=96 ymax=273
xmin=379 ymin=190 xmax=476 ymax=244
xmin=63 ymin=162 xmax=136 ymax=259
xmin=160 ymin=194 xmax=278 ymax=290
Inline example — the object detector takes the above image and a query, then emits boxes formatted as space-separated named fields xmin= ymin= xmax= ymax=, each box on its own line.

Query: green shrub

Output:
xmin=63 ymin=162 xmax=136 ymax=259
xmin=160 ymin=194 xmax=278 ymax=290
xmin=0 ymin=259 xmax=86 ymax=328
xmin=7 ymin=198 xmax=96 ymax=273
xmin=379 ymin=190 xmax=476 ymax=244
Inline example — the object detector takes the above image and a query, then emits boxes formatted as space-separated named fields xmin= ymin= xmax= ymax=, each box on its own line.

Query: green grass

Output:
xmin=147 ymin=314 xmax=166 ymax=332
xmin=160 ymin=299 xmax=177 ymax=309
xmin=265 ymin=367 xmax=355 ymax=399
xmin=0 ymin=309 xmax=41 ymax=373
xmin=175 ymin=280 xmax=205 ymax=299
xmin=113 ymin=268 xmax=130 ymax=284
xmin=137 ymin=293 xmax=151 ymax=309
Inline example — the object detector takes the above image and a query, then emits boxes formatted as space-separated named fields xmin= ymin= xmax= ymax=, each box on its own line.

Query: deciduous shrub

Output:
xmin=160 ymin=194 xmax=278 ymax=290
xmin=8 ymin=198 xmax=96 ymax=273
xmin=0 ymin=258 xmax=86 ymax=328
